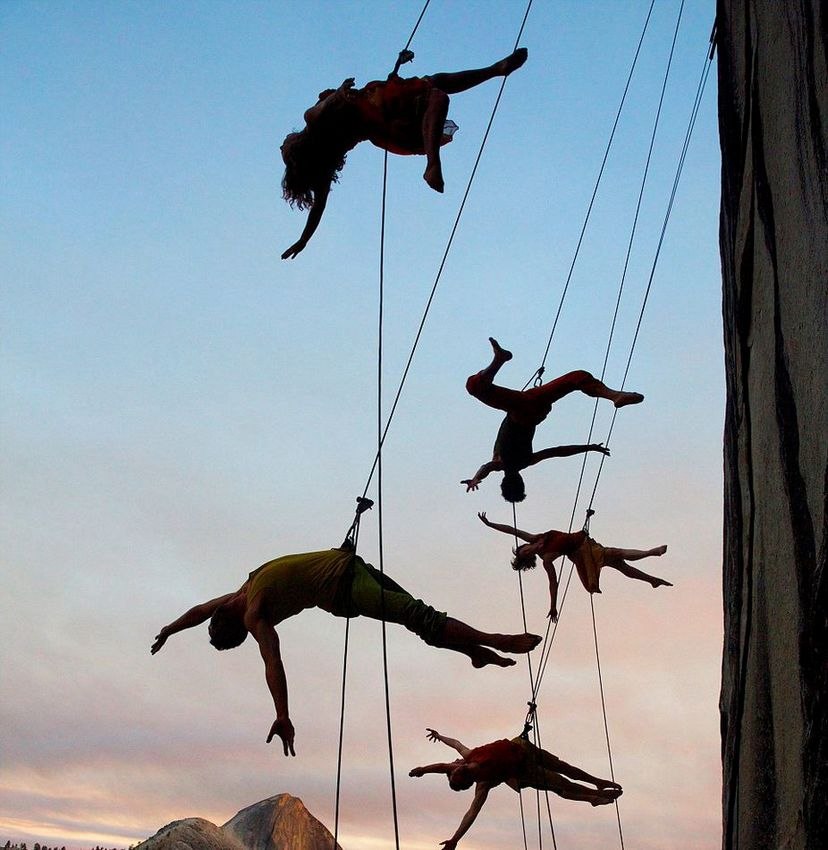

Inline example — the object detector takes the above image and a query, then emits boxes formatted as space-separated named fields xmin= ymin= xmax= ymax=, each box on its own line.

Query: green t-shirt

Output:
xmin=246 ymin=548 xmax=353 ymax=625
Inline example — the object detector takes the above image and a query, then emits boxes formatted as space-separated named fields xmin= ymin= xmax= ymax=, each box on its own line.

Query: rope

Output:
xmin=528 ymin=0 xmax=710 ymax=708
xmin=376 ymin=149 xmax=402 ymax=850
xmin=333 ymin=501 xmax=368 ymax=847
xmin=585 ymin=37 xmax=715 ymax=512
xmin=332 ymin=600 xmax=350 ymax=849
xmin=523 ymin=0 xmax=657 ymax=389
xmin=509 ymin=10 xmax=714 ymax=850
xmin=359 ymin=0 xmax=535 ymax=499
xmin=401 ymin=0 xmax=431 ymax=52
xmin=334 ymin=7 xmax=438 ymax=845
xmin=526 ymin=0 xmax=691 ymax=707
xmin=590 ymin=595 xmax=624 ymax=849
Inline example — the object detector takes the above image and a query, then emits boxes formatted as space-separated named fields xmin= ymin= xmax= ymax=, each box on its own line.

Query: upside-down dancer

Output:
xmin=410 ymin=728 xmax=622 ymax=849
xmin=280 ymin=48 xmax=528 ymax=259
xmin=478 ymin=511 xmax=671 ymax=621
xmin=150 ymin=544 xmax=540 ymax=755
xmin=462 ymin=338 xmax=643 ymax=502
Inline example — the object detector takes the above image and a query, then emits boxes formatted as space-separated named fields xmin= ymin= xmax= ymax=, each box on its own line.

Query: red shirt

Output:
xmin=464 ymin=739 xmax=525 ymax=784
xmin=539 ymin=529 xmax=586 ymax=558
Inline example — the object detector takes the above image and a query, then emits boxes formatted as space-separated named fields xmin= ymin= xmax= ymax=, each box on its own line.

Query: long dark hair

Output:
xmin=281 ymin=130 xmax=347 ymax=210
xmin=511 ymin=543 xmax=537 ymax=571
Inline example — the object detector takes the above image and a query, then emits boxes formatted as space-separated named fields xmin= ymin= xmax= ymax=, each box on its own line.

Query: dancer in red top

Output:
xmin=280 ymin=48 xmax=528 ymax=258
xmin=478 ymin=511 xmax=671 ymax=621
xmin=410 ymin=728 xmax=621 ymax=849
xmin=463 ymin=338 xmax=643 ymax=502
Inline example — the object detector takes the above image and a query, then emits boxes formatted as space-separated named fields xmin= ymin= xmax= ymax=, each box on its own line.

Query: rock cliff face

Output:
xmin=223 ymin=795 xmax=341 ymax=850
xmin=716 ymin=2 xmax=827 ymax=849
xmin=135 ymin=795 xmax=342 ymax=850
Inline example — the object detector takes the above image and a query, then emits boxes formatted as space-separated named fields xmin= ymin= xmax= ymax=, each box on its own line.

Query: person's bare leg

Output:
xmin=604 ymin=545 xmax=667 ymax=561
xmin=603 ymin=552 xmax=672 ymax=588
xmin=552 ymin=757 xmax=621 ymax=790
xmin=428 ymin=49 xmax=528 ymax=94
xmin=464 ymin=645 xmax=516 ymax=668
xmin=437 ymin=616 xmax=541 ymax=656
xmin=531 ymin=370 xmax=643 ymax=408
xmin=533 ymin=772 xmax=620 ymax=805
xmin=422 ymin=89 xmax=449 ymax=191
xmin=480 ymin=336 xmax=513 ymax=379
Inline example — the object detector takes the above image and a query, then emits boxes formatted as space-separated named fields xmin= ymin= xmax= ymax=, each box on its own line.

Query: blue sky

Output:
xmin=1 ymin=2 xmax=722 ymax=848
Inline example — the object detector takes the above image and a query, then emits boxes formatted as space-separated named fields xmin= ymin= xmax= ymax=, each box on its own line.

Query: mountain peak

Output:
xmin=135 ymin=795 xmax=341 ymax=850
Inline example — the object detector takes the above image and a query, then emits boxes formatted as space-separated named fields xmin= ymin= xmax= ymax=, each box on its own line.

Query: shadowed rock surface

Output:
xmin=717 ymin=1 xmax=827 ymax=849
xmin=135 ymin=796 xmax=341 ymax=850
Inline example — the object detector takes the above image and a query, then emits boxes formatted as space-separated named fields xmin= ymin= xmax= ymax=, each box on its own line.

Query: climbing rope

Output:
xmin=335 ymin=0 xmax=541 ymax=842
xmin=507 ymin=4 xmax=719 ymax=848
xmin=333 ymin=496 xmax=373 ymax=848
xmin=522 ymin=0 xmax=658 ymax=390
xmin=359 ymin=0 xmax=535 ymax=498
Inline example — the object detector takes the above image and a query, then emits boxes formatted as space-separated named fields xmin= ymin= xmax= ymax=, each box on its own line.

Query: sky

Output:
xmin=1 ymin=2 xmax=723 ymax=849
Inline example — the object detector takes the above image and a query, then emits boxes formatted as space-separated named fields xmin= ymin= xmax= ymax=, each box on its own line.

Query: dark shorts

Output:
xmin=331 ymin=556 xmax=447 ymax=645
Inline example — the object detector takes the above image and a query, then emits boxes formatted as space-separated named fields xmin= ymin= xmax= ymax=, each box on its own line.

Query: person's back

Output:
xmin=493 ymin=417 xmax=535 ymax=470
xmin=464 ymin=738 xmax=525 ymax=785
xmin=248 ymin=548 xmax=353 ymax=625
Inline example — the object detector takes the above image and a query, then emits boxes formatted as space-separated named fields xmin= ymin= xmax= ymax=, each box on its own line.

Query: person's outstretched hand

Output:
xmin=267 ymin=716 xmax=296 ymax=756
xmin=150 ymin=628 xmax=170 ymax=654
xmin=281 ymin=239 xmax=307 ymax=260
xmin=426 ymin=728 xmax=442 ymax=742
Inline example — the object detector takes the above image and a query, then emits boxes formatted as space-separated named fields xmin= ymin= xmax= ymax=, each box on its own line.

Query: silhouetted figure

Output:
xmin=151 ymin=547 xmax=540 ymax=755
xmin=463 ymin=338 xmax=643 ymax=502
xmin=478 ymin=511 xmax=671 ymax=620
xmin=280 ymin=48 xmax=528 ymax=259
xmin=410 ymin=728 xmax=621 ymax=848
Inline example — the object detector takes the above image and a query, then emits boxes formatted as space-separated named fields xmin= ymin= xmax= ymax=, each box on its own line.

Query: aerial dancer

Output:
xmin=280 ymin=47 xmax=528 ymax=258
xmin=151 ymin=544 xmax=540 ymax=755
xmin=478 ymin=511 xmax=671 ymax=621
xmin=462 ymin=337 xmax=643 ymax=502
xmin=410 ymin=728 xmax=621 ymax=849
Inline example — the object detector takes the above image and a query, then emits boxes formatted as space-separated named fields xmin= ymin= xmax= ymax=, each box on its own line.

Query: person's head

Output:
xmin=448 ymin=763 xmax=475 ymax=791
xmin=511 ymin=542 xmax=538 ymax=572
xmin=280 ymin=131 xmax=346 ymax=210
xmin=500 ymin=470 xmax=526 ymax=503
xmin=208 ymin=602 xmax=248 ymax=650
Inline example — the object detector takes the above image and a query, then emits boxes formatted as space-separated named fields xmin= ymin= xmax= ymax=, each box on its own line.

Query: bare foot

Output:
xmin=652 ymin=545 xmax=668 ymax=556
xmin=613 ymin=391 xmax=644 ymax=408
xmin=591 ymin=788 xmax=622 ymax=806
xmin=424 ymin=162 xmax=444 ymax=192
xmin=469 ymin=646 xmax=516 ymax=668
xmin=650 ymin=577 xmax=673 ymax=588
xmin=497 ymin=48 xmax=528 ymax=76
xmin=489 ymin=337 xmax=513 ymax=363
xmin=490 ymin=632 xmax=541 ymax=654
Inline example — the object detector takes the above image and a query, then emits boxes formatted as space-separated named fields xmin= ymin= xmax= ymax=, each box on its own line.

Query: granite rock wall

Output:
xmin=716 ymin=2 xmax=827 ymax=848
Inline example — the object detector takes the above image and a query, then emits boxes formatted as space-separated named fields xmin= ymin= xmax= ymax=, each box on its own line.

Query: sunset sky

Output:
xmin=1 ymin=2 xmax=723 ymax=849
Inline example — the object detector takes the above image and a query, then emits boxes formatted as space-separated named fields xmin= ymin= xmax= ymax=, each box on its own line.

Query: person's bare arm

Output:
xmin=526 ymin=443 xmax=609 ymax=467
xmin=461 ymin=460 xmax=501 ymax=492
xmin=427 ymin=728 xmax=471 ymax=757
xmin=150 ymin=593 xmax=234 ymax=654
xmin=440 ymin=783 xmax=491 ymax=849
xmin=245 ymin=613 xmax=295 ymax=756
xmin=281 ymin=181 xmax=330 ymax=260
xmin=302 ymin=77 xmax=356 ymax=122
xmin=409 ymin=761 xmax=459 ymax=778
xmin=477 ymin=511 xmax=537 ymax=543
xmin=542 ymin=558 xmax=560 ymax=621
